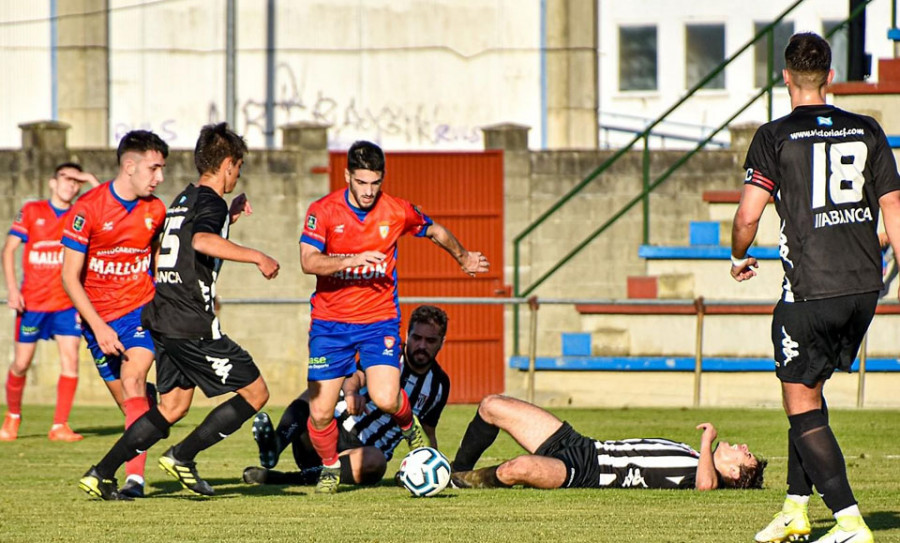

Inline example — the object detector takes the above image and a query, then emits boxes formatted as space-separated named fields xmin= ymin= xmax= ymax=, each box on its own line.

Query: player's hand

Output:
xmin=229 ymin=193 xmax=252 ymax=224
xmin=730 ymin=257 xmax=758 ymax=282
xmin=256 ymin=253 xmax=280 ymax=279
xmin=696 ymin=422 xmax=717 ymax=446
xmin=460 ymin=251 xmax=490 ymax=277
xmin=344 ymin=393 xmax=366 ymax=415
xmin=66 ymin=170 xmax=100 ymax=188
xmin=95 ymin=322 xmax=127 ymax=358
xmin=350 ymin=251 xmax=386 ymax=268
xmin=6 ymin=288 xmax=25 ymax=312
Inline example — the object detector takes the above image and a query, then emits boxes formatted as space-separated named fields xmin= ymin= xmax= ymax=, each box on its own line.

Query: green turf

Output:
xmin=0 ymin=404 xmax=898 ymax=542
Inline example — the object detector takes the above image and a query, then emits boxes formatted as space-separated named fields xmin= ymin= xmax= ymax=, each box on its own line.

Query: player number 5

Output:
xmin=157 ymin=215 xmax=185 ymax=269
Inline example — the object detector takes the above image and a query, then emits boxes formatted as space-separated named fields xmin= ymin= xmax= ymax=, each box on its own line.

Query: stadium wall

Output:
xmin=3 ymin=121 xmax=899 ymax=408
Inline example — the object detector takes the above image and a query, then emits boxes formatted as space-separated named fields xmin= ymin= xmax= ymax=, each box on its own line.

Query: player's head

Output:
xmin=50 ymin=162 xmax=87 ymax=205
xmin=195 ymin=122 xmax=248 ymax=194
xmin=783 ymin=32 xmax=833 ymax=90
xmin=116 ymin=130 xmax=168 ymax=198
xmin=404 ymin=305 xmax=449 ymax=373
xmin=713 ymin=441 xmax=767 ymax=489
xmin=344 ymin=140 xmax=385 ymax=210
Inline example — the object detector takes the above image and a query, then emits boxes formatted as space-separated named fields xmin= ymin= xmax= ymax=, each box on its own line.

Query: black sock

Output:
xmin=278 ymin=398 xmax=310 ymax=455
xmin=789 ymin=409 xmax=856 ymax=512
xmin=451 ymin=411 xmax=500 ymax=471
xmin=339 ymin=455 xmax=354 ymax=483
xmin=786 ymin=428 xmax=813 ymax=496
xmin=96 ymin=407 xmax=171 ymax=479
xmin=174 ymin=395 xmax=257 ymax=461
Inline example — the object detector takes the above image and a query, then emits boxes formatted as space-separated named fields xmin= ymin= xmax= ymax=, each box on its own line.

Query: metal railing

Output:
xmin=512 ymin=0 xmax=875 ymax=353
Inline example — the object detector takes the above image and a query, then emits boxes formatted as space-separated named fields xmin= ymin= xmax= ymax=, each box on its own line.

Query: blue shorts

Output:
xmin=83 ymin=306 xmax=155 ymax=382
xmin=308 ymin=319 xmax=401 ymax=381
xmin=15 ymin=308 xmax=81 ymax=343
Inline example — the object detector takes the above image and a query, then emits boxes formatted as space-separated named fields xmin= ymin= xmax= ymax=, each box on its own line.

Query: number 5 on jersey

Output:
xmin=157 ymin=215 xmax=185 ymax=269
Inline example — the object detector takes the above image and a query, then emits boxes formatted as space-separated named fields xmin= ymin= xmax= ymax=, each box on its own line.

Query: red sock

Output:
xmin=392 ymin=389 xmax=413 ymax=430
xmin=53 ymin=375 xmax=78 ymax=425
xmin=307 ymin=418 xmax=340 ymax=466
xmin=124 ymin=395 xmax=150 ymax=478
xmin=5 ymin=371 xmax=26 ymax=416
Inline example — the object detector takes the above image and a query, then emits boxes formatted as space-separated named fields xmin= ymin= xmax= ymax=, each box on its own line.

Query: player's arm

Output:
xmin=299 ymin=241 xmax=384 ymax=277
xmin=61 ymin=247 xmax=125 ymax=356
xmin=423 ymin=424 xmax=438 ymax=449
xmin=878 ymin=190 xmax=900 ymax=301
xmin=2 ymin=234 xmax=24 ymax=311
xmin=192 ymin=232 xmax=279 ymax=279
xmin=340 ymin=370 xmax=367 ymax=415
xmin=423 ymin=221 xmax=489 ymax=277
xmin=694 ymin=422 xmax=720 ymax=491
xmin=67 ymin=169 xmax=100 ymax=188
xmin=730 ymin=184 xmax=769 ymax=282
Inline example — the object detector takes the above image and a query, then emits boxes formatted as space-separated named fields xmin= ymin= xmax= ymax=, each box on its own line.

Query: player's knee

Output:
xmin=243 ymin=379 xmax=269 ymax=411
xmin=159 ymin=402 xmax=189 ymax=423
xmin=369 ymin=391 xmax=399 ymax=414
xmin=356 ymin=455 xmax=387 ymax=486
xmin=495 ymin=459 xmax=523 ymax=484
xmin=121 ymin=376 xmax=147 ymax=398
xmin=477 ymin=394 xmax=505 ymax=422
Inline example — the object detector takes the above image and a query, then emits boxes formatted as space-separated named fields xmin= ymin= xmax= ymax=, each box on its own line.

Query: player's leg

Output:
xmin=306 ymin=377 xmax=345 ymax=493
xmin=121 ymin=345 xmax=154 ymax=492
xmin=1 ymin=339 xmax=37 ymax=441
xmin=48 ymin=326 xmax=82 ymax=441
xmin=453 ymin=455 xmax=566 ymax=489
xmin=452 ymin=394 xmax=563 ymax=471
xmin=253 ymin=395 xmax=312 ymax=470
xmin=343 ymin=445 xmax=386 ymax=485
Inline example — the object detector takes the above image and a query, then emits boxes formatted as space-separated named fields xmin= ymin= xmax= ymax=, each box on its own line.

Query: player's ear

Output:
xmin=826 ymin=68 xmax=835 ymax=85
xmin=344 ymin=168 xmax=351 ymax=185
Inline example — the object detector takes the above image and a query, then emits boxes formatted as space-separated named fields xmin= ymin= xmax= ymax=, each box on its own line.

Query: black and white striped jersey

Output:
xmin=593 ymin=438 xmax=700 ymax=489
xmin=335 ymin=357 xmax=450 ymax=460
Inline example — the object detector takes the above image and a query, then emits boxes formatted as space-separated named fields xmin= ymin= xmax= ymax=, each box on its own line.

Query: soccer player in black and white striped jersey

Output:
xmin=450 ymin=395 xmax=765 ymax=491
xmin=242 ymin=305 xmax=451 ymax=487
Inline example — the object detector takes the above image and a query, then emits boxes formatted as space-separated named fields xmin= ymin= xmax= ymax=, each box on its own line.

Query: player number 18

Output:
xmin=811 ymin=141 xmax=867 ymax=209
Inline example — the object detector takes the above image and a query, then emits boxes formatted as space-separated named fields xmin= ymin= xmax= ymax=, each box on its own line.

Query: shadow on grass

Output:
xmin=148 ymin=477 xmax=309 ymax=499
xmin=73 ymin=425 xmax=127 ymax=437
xmin=869 ymin=510 xmax=900 ymax=532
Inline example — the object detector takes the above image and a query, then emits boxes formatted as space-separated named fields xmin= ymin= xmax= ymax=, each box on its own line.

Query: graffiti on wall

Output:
xmin=113 ymin=119 xmax=178 ymax=143
xmin=239 ymin=63 xmax=481 ymax=148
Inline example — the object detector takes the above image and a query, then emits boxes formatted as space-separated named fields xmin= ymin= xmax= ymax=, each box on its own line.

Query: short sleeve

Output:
xmin=402 ymin=200 xmax=432 ymax=238
xmin=192 ymin=191 xmax=228 ymax=236
xmin=742 ymin=126 xmax=778 ymax=194
xmin=8 ymin=205 xmax=30 ymax=241
xmin=300 ymin=200 xmax=326 ymax=251
xmin=61 ymin=200 xmax=93 ymax=252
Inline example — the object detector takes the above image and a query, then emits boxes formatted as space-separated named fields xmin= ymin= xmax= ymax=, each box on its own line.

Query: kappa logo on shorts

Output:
xmin=621 ymin=468 xmax=648 ymax=488
xmin=206 ymin=356 xmax=233 ymax=384
xmin=72 ymin=215 xmax=85 ymax=232
xmin=780 ymin=326 xmax=799 ymax=366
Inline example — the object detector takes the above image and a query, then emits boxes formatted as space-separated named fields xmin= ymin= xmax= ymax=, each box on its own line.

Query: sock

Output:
xmin=278 ymin=398 xmax=311 ymax=455
xmin=786 ymin=494 xmax=810 ymax=506
xmin=53 ymin=375 xmax=78 ymax=425
xmin=789 ymin=409 xmax=856 ymax=513
xmin=834 ymin=505 xmax=862 ymax=519
xmin=307 ymin=418 xmax=339 ymax=467
xmin=786 ymin=428 xmax=813 ymax=496
xmin=5 ymin=371 xmax=26 ymax=416
xmin=339 ymin=455 xmax=354 ymax=483
xmin=173 ymin=395 xmax=257 ymax=461
xmin=391 ymin=389 xmax=413 ymax=430
xmin=96 ymin=407 xmax=171 ymax=479
xmin=124 ymin=396 xmax=150 ymax=479
xmin=451 ymin=411 xmax=500 ymax=471
xmin=458 ymin=465 xmax=511 ymax=489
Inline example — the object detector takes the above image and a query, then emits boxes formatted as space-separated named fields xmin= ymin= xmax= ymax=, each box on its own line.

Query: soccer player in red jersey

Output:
xmin=0 ymin=163 xmax=98 ymax=442
xmin=61 ymin=131 xmax=168 ymax=498
xmin=299 ymin=140 xmax=489 ymax=493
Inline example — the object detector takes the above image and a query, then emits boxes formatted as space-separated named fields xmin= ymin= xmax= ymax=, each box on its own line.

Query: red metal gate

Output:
xmin=329 ymin=150 xmax=505 ymax=403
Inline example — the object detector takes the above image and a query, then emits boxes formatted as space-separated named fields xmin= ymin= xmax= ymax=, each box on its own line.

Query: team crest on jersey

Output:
xmin=144 ymin=215 xmax=154 ymax=230
xmin=379 ymin=223 xmax=390 ymax=239
xmin=36 ymin=218 xmax=45 ymax=226
xmin=307 ymin=214 xmax=317 ymax=231
xmin=15 ymin=210 xmax=23 ymax=223
xmin=816 ymin=116 xmax=833 ymax=126
xmin=72 ymin=215 xmax=85 ymax=232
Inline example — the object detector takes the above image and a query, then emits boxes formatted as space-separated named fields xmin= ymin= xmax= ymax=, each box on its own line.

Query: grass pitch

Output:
xmin=0 ymin=404 xmax=898 ymax=542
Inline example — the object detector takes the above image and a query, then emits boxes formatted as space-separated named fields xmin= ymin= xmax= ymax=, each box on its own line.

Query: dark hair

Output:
xmin=720 ymin=456 xmax=768 ymax=490
xmin=194 ymin=122 xmax=248 ymax=175
xmin=784 ymin=32 xmax=831 ymax=88
xmin=54 ymin=162 xmax=83 ymax=177
xmin=116 ymin=130 xmax=169 ymax=165
xmin=347 ymin=140 xmax=385 ymax=174
xmin=408 ymin=305 xmax=448 ymax=338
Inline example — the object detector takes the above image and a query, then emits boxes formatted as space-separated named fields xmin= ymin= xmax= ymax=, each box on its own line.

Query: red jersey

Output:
xmin=8 ymin=200 xmax=73 ymax=312
xmin=61 ymin=182 xmax=166 ymax=322
xmin=300 ymin=189 xmax=431 ymax=323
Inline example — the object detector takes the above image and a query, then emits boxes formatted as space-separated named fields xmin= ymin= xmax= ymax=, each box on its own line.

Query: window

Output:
xmin=619 ymin=26 xmax=657 ymax=91
xmin=753 ymin=21 xmax=794 ymax=88
xmin=686 ymin=24 xmax=725 ymax=89
xmin=823 ymin=20 xmax=848 ymax=83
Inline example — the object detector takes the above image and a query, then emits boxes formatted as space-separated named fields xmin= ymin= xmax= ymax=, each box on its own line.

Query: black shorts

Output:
xmin=153 ymin=333 xmax=261 ymax=398
xmin=534 ymin=422 xmax=599 ymax=488
xmin=771 ymin=292 xmax=878 ymax=386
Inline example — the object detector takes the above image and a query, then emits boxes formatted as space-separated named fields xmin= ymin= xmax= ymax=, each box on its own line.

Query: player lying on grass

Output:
xmin=450 ymin=394 xmax=766 ymax=490
xmin=242 ymin=305 xmax=450 ymax=488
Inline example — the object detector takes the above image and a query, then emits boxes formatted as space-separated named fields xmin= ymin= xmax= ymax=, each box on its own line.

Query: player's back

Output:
xmin=749 ymin=105 xmax=900 ymax=300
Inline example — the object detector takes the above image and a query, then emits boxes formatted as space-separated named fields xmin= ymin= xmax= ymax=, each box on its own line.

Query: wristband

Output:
xmin=731 ymin=255 xmax=750 ymax=267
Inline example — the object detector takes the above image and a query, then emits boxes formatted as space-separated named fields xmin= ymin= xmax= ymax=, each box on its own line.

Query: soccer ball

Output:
xmin=397 ymin=446 xmax=452 ymax=497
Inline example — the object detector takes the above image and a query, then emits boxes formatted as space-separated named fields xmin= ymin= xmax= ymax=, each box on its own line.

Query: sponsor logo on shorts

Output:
xmin=20 ymin=325 xmax=39 ymax=337
xmin=95 ymin=355 xmax=108 ymax=368
xmin=622 ymin=468 xmax=648 ymax=488
xmin=308 ymin=356 xmax=328 ymax=368
xmin=206 ymin=355 xmax=233 ymax=384
xmin=133 ymin=328 xmax=146 ymax=339
xmin=780 ymin=326 xmax=799 ymax=366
